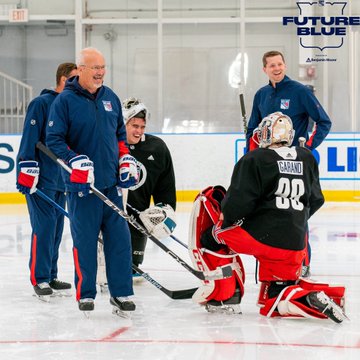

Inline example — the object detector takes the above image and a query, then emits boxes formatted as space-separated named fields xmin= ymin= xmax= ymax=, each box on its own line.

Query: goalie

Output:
xmin=189 ymin=112 xmax=347 ymax=323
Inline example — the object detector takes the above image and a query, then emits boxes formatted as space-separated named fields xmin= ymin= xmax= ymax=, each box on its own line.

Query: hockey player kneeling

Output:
xmin=139 ymin=203 xmax=176 ymax=240
xmin=188 ymin=112 xmax=347 ymax=323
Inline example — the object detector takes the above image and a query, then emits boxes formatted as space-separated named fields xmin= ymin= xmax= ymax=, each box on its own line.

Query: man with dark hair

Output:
xmin=246 ymin=50 xmax=331 ymax=151
xmin=122 ymin=97 xmax=176 ymax=281
xmin=16 ymin=62 xmax=78 ymax=300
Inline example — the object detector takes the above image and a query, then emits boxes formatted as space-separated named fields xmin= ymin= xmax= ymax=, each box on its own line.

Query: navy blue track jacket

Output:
xmin=46 ymin=76 xmax=127 ymax=192
xmin=17 ymin=89 xmax=64 ymax=191
xmin=246 ymin=75 xmax=332 ymax=151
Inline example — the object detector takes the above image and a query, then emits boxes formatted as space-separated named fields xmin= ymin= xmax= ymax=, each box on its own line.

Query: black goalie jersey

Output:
xmin=221 ymin=146 xmax=324 ymax=251
xmin=127 ymin=134 xmax=176 ymax=212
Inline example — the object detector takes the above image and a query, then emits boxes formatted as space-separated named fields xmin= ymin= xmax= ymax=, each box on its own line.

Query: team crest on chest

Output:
xmin=280 ymin=99 xmax=290 ymax=109
xmin=102 ymin=100 xmax=113 ymax=112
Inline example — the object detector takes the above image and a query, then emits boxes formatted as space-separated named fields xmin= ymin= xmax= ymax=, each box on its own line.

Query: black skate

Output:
xmin=50 ymin=279 xmax=72 ymax=297
xmin=78 ymin=298 xmax=95 ymax=318
xmin=33 ymin=282 xmax=53 ymax=302
xmin=306 ymin=291 xmax=348 ymax=323
xmin=205 ymin=289 xmax=242 ymax=315
xmin=110 ymin=297 xmax=136 ymax=318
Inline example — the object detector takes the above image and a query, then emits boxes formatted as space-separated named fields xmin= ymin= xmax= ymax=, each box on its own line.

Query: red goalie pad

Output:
xmin=260 ymin=280 xmax=346 ymax=320
xmin=188 ymin=186 xmax=245 ymax=304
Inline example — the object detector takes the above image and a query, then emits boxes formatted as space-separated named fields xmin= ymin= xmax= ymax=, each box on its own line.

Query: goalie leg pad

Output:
xmin=260 ymin=283 xmax=347 ymax=323
xmin=189 ymin=186 xmax=244 ymax=305
xmin=298 ymin=278 xmax=345 ymax=308
xmin=191 ymin=249 xmax=245 ymax=305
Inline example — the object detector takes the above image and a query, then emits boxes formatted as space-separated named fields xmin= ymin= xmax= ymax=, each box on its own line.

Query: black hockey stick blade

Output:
xmin=35 ymin=142 xmax=234 ymax=282
xmin=132 ymin=264 xmax=197 ymax=300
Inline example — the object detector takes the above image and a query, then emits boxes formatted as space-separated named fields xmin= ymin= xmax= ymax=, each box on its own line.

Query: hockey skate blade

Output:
xmin=33 ymin=294 xmax=51 ymax=303
xmin=205 ymin=303 xmax=242 ymax=315
xmin=112 ymin=306 xmax=134 ymax=319
xmin=50 ymin=289 xmax=72 ymax=297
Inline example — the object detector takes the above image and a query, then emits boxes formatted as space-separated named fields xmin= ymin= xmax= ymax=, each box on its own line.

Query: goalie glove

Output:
xmin=69 ymin=155 xmax=94 ymax=197
xmin=16 ymin=160 xmax=40 ymax=195
xmin=118 ymin=154 xmax=139 ymax=188
xmin=139 ymin=203 xmax=176 ymax=240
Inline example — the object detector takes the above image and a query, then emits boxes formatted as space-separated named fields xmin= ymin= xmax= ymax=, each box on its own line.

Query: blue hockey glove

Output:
xmin=118 ymin=154 xmax=139 ymax=188
xmin=69 ymin=155 xmax=94 ymax=197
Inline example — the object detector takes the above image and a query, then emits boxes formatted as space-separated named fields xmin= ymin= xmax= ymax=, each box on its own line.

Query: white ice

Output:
xmin=0 ymin=202 xmax=359 ymax=360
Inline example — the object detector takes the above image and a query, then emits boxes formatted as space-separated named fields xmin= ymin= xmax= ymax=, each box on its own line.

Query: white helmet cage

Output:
xmin=122 ymin=97 xmax=149 ymax=123
xmin=254 ymin=112 xmax=295 ymax=148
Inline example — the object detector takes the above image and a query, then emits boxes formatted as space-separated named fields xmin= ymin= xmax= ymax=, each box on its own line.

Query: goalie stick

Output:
xmin=34 ymin=188 xmax=197 ymax=300
xmin=36 ymin=142 xmax=236 ymax=282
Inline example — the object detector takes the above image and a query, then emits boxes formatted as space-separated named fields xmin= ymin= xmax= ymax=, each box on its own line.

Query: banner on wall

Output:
xmin=0 ymin=135 xmax=18 ymax=192
xmin=1 ymin=133 xmax=359 ymax=193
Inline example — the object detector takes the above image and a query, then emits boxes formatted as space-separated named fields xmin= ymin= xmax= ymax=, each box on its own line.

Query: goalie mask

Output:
xmin=139 ymin=204 xmax=176 ymax=240
xmin=122 ymin=97 xmax=149 ymax=123
xmin=253 ymin=112 xmax=294 ymax=148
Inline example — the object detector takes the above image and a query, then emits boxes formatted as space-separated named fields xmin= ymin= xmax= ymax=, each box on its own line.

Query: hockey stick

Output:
xmin=36 ymin=142 xmax=235 ymax=282
xmin=239 ymin=91 xmax=247 ymax=134
xmin=229 ymin=53 xmax=247 ymax=133
xmin=35 ymin=189 xmax=68 ymax=217
xmin=131 ymin=264 xmax=197 ymax=300
xmin=122 ymin=188 xmax=128 ymax=214
xmin=34 ymin=188 xmax=197 ymax=299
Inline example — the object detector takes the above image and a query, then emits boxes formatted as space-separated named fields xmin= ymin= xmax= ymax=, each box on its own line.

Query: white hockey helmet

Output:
xmin=253 ymin=111 xmax=294 ymax=148
xmin=122 ymin=97 xmax=148 ymax=123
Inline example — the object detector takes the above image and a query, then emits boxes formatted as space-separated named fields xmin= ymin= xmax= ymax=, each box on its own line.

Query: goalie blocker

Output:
xmin=188 ymin=186 xmax=347 ymax=323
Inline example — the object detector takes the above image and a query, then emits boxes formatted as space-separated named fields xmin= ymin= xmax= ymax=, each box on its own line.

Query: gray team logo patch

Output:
xmin=48 ymin=120 xmax=54 ymax=127
xmin=30 ymin=119 xmax=36 ymax=125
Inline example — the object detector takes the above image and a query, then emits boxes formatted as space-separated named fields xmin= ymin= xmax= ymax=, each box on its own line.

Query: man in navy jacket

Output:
xmin=46 ymin=47 xmax=138 ymax=315
xmin=246 ymin=50 xmax=331 ymax=151
xmin=17 ymin=62 xmax=77 ymax=299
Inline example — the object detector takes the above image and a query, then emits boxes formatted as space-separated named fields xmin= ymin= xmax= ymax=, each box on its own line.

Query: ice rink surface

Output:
xmin=0 ymin=201 xmax=359 ymax=360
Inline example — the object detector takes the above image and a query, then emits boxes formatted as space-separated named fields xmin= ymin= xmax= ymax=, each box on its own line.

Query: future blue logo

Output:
xmin=282 ymin=1 xmax=358 ymax=52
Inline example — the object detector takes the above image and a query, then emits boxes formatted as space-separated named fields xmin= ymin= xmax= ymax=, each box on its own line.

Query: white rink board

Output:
xmin=1 ymin=132 xmax=359 ymax=193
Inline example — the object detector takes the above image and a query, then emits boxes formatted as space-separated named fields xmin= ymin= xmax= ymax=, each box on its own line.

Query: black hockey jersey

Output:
xmin=128 ymin=134 xmax=176 ymax=212
xmin=221 ymin=146 xmax=324 ymax=251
